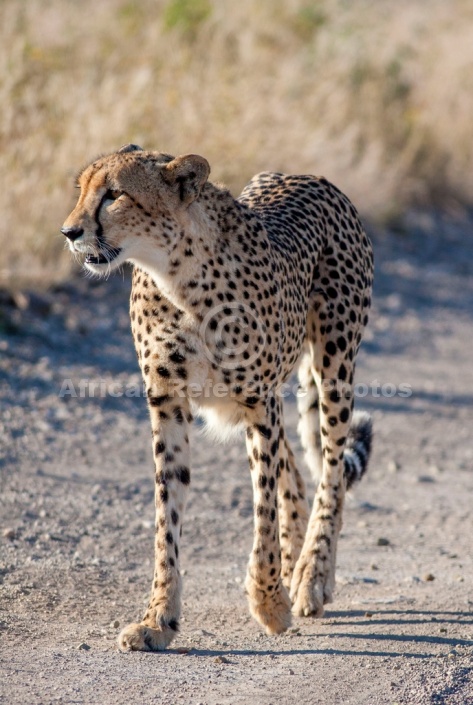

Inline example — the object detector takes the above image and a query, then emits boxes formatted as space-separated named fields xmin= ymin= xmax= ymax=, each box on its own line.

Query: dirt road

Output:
xmin=1 ymin=213 xmax=472 ymax=704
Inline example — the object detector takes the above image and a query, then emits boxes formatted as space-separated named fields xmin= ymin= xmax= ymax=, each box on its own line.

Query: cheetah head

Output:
xmin=61 ymin=144 xmax=210 ymax=275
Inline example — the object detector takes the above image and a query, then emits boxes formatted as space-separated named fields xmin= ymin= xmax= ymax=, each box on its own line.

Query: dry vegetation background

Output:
xmin=1 ymin=0 xmax=473 ymax=287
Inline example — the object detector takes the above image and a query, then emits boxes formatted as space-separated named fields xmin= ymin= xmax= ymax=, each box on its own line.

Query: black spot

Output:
xmin=160 ymin=487 xmax=169 ymax=503
xmin=255 ymin=424 xmax=271 ymax=439
xmin=325 ymin=341 xmax=337 ymax=356
xmin=337 ymin=336 xmax=347 ymax=352
xmin=329 ymin=389 xmax=340 ymax=403
xmin=173 ymin=407 xmax=184 ymax=424
xmin=149 ymin=394 xmax=170 ymax=407
xmin=175 ymin=466 xmax=190 ymax=485
xmin=245 ymin=396 xmax=259 ymax=407
xmin=169 ymin=351 xmax=185 ymax=364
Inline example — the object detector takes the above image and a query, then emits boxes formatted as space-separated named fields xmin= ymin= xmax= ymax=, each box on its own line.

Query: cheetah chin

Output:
xmin=84 ymin=247 xmax=122 ymax=267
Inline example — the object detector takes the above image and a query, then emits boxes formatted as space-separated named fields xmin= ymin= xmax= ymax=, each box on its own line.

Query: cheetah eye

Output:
xmin=106 ymin=189 xmax=123 ymax=201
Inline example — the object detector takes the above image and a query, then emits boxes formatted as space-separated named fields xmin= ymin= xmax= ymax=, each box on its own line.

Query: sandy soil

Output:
xmin=1 ymin=212 xmax=472 ymax=705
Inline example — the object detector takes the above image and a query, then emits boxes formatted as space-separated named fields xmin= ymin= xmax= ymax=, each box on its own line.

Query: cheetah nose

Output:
xmin=61 ymin=226 xmax=84 ymax=242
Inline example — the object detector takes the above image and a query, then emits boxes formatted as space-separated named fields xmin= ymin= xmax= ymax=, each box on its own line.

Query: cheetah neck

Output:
xmin=130 ymin=192 xmax=246 ymax=317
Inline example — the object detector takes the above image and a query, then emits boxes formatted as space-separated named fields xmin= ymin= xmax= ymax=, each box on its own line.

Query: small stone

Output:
xmin=12 ymin=291 xmax=28 ymax=310
xmin=111 ymin=620 xmax=120 ymax=629
xmin=77 ymin=643 xmax=91 ymax=650
xmin=364 ymin=612 xmax=373 ymax=618
xmin=2 ymin=528 xmax=16 ymax=540
xmin=214 ymin=655 xmax=229 ymax=664
xmin=377 ymin=537 xmax=390 ymax=546
xmin=423 ymin=573 xmax=435 ymax=582
xmin=439 ymin=627 xmax=447 ymax=633
xmin=288 ymin=668 xmax=295 ymax=675
xmin=371 ymin=563 xmax=379 ymax=570
xmin=404 ymin=575 xmax=421 ymax=584
xmin=387 ymin=460 xmax=400 ymax=473
xmin=198 ymin=629 xmax=216 ymax=638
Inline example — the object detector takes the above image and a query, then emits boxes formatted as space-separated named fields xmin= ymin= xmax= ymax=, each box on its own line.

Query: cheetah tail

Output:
xmin=343 ymin=411 xmax=373 ymax=490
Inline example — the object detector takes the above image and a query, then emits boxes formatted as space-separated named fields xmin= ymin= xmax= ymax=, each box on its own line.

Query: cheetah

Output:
xmin=62 ymin=144 xmax=374 ymax=652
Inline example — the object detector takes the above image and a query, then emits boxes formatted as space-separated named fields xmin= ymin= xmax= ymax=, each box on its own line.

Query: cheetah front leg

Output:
xmin=118 ymin=394 xmax=191 ymax=652
xmin=244 ymin=400 xmax=292 ymax=635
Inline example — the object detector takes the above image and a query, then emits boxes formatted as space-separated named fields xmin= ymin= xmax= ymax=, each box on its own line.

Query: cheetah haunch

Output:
xmin=62 ymin=144 xmax=374 ymax=651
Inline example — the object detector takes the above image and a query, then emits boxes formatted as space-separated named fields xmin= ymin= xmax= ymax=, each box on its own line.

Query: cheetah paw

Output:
xmin=118 ymin=622 xmax=176 ymax=652
xmin=290 ymin=559 xmax=333 ymax=618
xmin=245 ymin=576 xmax=292 ymax=635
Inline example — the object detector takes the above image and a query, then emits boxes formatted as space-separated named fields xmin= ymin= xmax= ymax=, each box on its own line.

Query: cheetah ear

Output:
xmin=118 ymin=143 xmax=144 ymax=154
xmin=162 ymin=154 xmax=210 ymax=205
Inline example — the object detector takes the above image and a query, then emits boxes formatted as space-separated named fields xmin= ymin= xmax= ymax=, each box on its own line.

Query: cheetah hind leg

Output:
xmin=277 ymin=430 xmax=309 ymax=590
xmin=291 ymin=348 xmax=372 ymax=617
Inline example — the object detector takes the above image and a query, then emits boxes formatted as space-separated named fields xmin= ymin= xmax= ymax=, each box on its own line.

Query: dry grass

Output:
xmin=1 ymin=0 xmax=473 ymax=287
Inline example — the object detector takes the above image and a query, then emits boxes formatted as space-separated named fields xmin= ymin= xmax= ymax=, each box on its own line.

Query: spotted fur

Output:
xmin=62 ymin=145 xmax=374 ymax=651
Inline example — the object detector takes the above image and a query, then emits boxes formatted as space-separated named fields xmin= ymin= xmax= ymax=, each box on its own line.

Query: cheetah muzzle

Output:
xmin=62 ymin=144 xmax=374 ymax=652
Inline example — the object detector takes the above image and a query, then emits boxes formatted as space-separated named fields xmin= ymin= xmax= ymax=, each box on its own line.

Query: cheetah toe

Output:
xmin=118 ymin=622 xmax=176 ymax=652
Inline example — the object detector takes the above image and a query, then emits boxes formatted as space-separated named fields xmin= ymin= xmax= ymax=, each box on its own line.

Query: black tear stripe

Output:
xmin=94 ymin=189 xmax=132 ymax=243
xmin=94 ymin=192 xmax=109 ymax=245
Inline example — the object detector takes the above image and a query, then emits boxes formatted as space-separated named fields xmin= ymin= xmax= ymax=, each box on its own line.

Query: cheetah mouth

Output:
xmin=84 ymin=247 xmax=122 ymax=266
